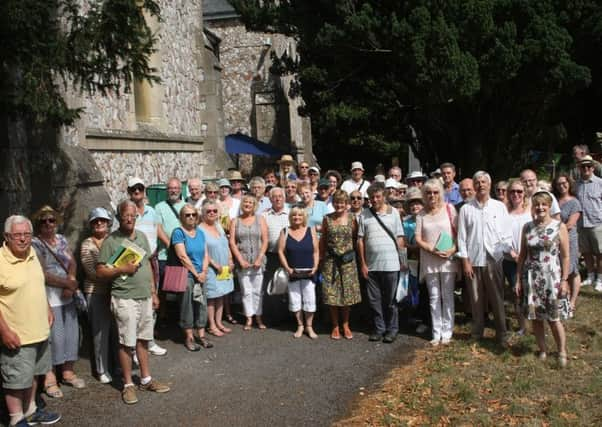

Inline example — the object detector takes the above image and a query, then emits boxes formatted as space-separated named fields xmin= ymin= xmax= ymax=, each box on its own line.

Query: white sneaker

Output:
xmin=430 ymin=338 xmax=440 ymax=347
xmin=441 ymin=337 xmax=452 ymax=345
xmin=582 ymin=274 xmax=595 ymax=286
xmin=594 ymin=280 xmax=602 ymax=292
xmin=98 ymin=373 xmax=112 ymax=384
xmin=148 ymin=342 xmax=167 ymax=356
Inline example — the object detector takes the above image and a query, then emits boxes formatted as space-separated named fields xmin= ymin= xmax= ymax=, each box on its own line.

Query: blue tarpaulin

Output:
xmin=225 ymin=133 xmax=283 ymax=157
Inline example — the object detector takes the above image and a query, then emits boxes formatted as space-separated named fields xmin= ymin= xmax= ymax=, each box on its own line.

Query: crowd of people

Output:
xmin=0 ymin=145 xmax=601 ymax=424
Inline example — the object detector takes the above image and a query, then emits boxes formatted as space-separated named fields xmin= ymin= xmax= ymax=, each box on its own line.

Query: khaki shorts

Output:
xmin=111 ymin=297 xmax=154 ymax=348
xmin=579 ymin=225 xmax=602 ymax=254
xmin=1 ymin=340 xmax=51 ymax=390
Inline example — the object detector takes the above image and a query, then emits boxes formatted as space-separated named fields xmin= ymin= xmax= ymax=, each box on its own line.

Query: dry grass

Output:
xmin=336 ymin=288 xmax=602 ymax=426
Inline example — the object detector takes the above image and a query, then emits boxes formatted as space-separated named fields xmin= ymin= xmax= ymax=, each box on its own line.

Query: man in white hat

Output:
xmin=341 ymin=161 xmax=370 ymax=197
xmin=570 ymin=144 xmax=602 ymax=180
xmin=406 ymin=171 xmax=427 ymax=189
xmin=576 ymin=155 xmax=602 ymax=289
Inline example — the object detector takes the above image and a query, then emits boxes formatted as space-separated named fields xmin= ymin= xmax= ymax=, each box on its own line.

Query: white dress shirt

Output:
xmin=457 ymin=197 xmax=512 ymax=266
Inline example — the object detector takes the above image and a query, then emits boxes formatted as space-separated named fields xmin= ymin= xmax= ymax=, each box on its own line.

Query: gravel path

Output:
xmin=39 ymin=319 xmax=423 ymax=426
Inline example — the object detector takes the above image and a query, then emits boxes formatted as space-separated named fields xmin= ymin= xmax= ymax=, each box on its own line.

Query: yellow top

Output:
xmin=0 ymin=243 xmax=50 ymax=345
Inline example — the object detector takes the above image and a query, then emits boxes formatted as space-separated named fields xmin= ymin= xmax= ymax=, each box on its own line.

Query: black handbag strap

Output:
xmin=167 ymin=202 xmax=180 ymax=220
xmin=369 ymin=207 xmax=399 ymax=249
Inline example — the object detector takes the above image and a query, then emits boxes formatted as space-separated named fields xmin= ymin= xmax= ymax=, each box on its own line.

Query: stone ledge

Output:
xmin=83 ymin=128 xmax=205 ymax=152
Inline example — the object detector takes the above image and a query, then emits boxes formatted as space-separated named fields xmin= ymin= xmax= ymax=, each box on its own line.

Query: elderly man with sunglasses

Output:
xmin=127 ymin=177 xmax=167 ymax=357
xmin=576 ymin=155 xmax=602 ymax=290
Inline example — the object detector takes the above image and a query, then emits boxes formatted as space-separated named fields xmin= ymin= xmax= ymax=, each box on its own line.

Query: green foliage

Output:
xmin=232 ymin=0 xmax=602 ymax=177
xmin=0 ymin=0 xmax=160 ymax=125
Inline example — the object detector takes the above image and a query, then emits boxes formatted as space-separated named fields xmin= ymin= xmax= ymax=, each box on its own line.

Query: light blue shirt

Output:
xmin=155 ymin=200 xmax=186 ymax=261
xmin=135 ymin=205 xmax=159 ymax=254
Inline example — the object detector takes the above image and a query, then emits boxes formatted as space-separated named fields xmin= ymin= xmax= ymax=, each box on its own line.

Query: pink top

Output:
xmin=415 ymin=204 xmax=459 ymax=277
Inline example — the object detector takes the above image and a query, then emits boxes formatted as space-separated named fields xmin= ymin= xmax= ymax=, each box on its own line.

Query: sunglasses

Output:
xmin=129 ymin=184 xmax=145 ymax=193
xmin=350 ymin=196 xmax=362 ymax=201
xmin=206 ymin=190 xmax=218 ymax=194
xmin=91 ymin=218 xmax=108 ymax=224
xmin=184 ymin=213 xmax=198 ymax=218
xmin=205 ymin=209 xmax=218 ymax=214
xmin=425 ymin=191 xmax=439 ymax=195
xmin=509 ymin=189 xmax=523 ymax=194
xmin=40 ymin=217 xmax=56 ymax=224
xmin=580 ymin=164 xmax=594 ymax=169
xmin=496 ymin=188 xmax=507 ymax=193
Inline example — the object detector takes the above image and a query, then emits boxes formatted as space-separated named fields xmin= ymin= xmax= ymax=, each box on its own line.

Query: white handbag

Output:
xmin=268 ymin=267 xmax=290 ymax=295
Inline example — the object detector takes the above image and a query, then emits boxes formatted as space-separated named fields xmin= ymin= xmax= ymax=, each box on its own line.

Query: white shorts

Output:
xmin=111 ymin=297 xmax=154 ymax=347
xmin=288 ymin=279 xmax=316 ymax=313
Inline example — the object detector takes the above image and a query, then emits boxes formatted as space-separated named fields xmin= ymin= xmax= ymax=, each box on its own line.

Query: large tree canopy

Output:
xmin=0 ymin=0 xmax=160 ymax=125
xmin=232 ymin=0 xmax=602 ymax=177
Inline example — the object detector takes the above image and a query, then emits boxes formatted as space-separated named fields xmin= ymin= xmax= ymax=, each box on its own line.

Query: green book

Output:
xmin=435 ymin=231 xmax=454 ymax=252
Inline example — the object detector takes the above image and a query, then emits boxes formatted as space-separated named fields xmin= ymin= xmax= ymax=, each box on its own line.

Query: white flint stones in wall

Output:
xmin=92 ymin=151 xmax=206 ymax=207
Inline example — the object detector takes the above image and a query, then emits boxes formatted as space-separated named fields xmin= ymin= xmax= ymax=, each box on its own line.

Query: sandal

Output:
xmin=218 ymin=325 xmax=232 ymax=334
xmin=225 ymin=315 xmax=238 ymax=325
xmin=293 ymin=325 xmax=304 ymax=338
xmin=243 ymin=323 xmax=252 ymax=331
xmin=208 ymin=328 xmax=224 ymax=337
xmin=343 ymin=327 xmax=353 ymax=340
xmin=44 ymin=383 xmax=63 ymax=398
xmin=330 ymin=327 xmax=341 ymax=340
xmin=257 ymin=323 xmax=267 ymax=330
xmin=62 ymin=376 xmax=86 ymax=389
xmin=197 ymin=337 xmax=214 ymax=349
xmin=306 ymin=326 xmax=318 ymax=340
xmin=185 ymin=339 xmax=201 ymax=352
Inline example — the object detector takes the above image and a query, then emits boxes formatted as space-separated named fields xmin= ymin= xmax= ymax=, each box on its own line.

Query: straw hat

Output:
xmin=31 ymin=205 xmax=63 ymax=225
xmin=227 ymin=170 xmax=245 ymax=182
xmin=277 ymin=154 xmax=296 ymax=165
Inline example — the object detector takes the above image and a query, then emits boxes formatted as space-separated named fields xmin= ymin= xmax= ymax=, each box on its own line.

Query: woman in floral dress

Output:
xmin=319 ymin=190 xmax=361 ymax=340
xmin=516 ymin=192 xmax=570 ymax=367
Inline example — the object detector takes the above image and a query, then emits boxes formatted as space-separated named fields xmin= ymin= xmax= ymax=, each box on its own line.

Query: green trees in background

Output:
xmin=232 ymin=0 xmax=602 ymax=177
xmin=0 ymin=0 xmax=160 ymax=125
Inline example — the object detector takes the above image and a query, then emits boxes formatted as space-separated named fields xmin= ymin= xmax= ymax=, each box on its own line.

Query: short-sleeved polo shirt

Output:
xmin=98 ymin=230 xmax=153 ymax=300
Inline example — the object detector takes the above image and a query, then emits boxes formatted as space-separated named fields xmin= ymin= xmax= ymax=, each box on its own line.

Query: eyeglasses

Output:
xmin=509 ymin=189 xmax=523 ymax=194
xmin=129 ymin=184 xmax=145 ymax=193
xmin=184 ymin=213 xmax=198 ymax=218
xmin=40 ymin=218 xmax=56 ymax=224
xmin=350 ymin=196 xmax=362 ymax=201
xmin=206 ymin=190 xmax=218 ymax=194
xmin=205 ymin=209 xmax=218 ymax=214
xmin=8 ymin=232 xmax=32 ymax=240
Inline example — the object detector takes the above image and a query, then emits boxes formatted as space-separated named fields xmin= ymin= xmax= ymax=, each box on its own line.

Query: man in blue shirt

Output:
xmin=441 ymin=162 xmax=462 ymax=205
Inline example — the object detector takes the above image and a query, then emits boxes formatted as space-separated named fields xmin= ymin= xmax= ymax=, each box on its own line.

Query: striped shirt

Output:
xmin=263 ymin=208 xmax=289 ymax=253
xmin=577 ymin=175 xmax=602 ymax=228
xmin=358 ymin=207 xmax=404 ymax=272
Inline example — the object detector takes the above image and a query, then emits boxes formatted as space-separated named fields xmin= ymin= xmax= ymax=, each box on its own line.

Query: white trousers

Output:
xmin=425 ymin=272 xmax=456 ymax=340
xmin=238 ymin=270 xmax=264 ymax=317
xmin=288 ymin=279 xmax=316 ymax=313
